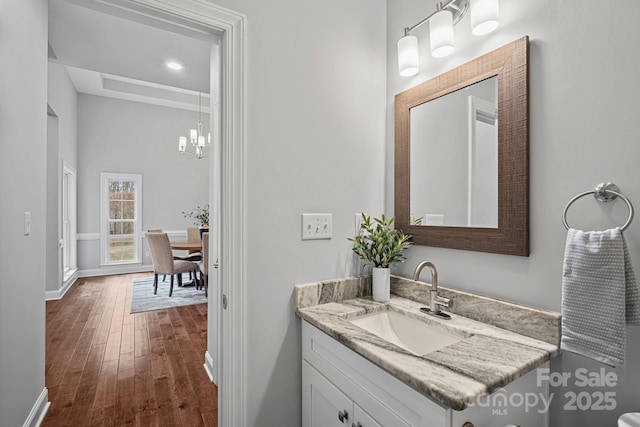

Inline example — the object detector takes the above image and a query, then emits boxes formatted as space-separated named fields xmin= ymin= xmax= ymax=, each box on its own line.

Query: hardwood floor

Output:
xmin=43 ymin=273 xmax=218 ymax=426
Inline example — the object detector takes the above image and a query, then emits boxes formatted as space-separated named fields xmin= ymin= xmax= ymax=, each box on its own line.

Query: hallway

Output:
xmin=43 ymin=273 xmax=217 ymax=426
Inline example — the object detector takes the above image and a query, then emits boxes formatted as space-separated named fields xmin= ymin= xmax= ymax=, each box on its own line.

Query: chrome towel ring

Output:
xmin=562 ymin=182 xmax=634 ymax=231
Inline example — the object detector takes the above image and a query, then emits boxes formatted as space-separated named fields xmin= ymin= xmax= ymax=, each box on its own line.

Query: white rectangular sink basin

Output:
xmin=350 ymin=310 xmax=464 ymax=356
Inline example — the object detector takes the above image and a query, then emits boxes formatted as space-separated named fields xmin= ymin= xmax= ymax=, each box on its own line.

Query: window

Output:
xmin=100 ymin=173 xmax=142 ymax=265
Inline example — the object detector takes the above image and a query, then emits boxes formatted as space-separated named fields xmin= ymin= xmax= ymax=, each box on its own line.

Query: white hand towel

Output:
xmin=561 ymin=228 xmax=640 ymax=367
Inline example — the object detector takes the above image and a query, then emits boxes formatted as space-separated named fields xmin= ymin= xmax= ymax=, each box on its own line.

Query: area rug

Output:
xmin=130 ymin=275 xmax=207 ymax=313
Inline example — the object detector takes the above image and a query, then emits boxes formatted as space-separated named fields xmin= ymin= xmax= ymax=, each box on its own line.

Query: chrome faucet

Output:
xmin=413 ymin=261 xmax=452 ymax=319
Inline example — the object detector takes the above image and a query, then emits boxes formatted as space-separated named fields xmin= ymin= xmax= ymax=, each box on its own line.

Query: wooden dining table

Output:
xmin=169 ymin=240 xmax=202 ymax=252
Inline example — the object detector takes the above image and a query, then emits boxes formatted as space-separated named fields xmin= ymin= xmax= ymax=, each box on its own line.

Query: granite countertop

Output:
xmin=295 ymin=276 xmax=561 ymax=411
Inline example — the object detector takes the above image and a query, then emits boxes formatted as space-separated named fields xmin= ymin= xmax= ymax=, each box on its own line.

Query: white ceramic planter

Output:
xmin=372 ymin=267 xmax=390 ymax=302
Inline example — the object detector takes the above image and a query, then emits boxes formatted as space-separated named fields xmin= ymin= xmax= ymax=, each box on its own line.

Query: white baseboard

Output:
xmin=45 ymin=270 xmax=78 ymax=301
xmin=78 ymin=264 xmax=154 ymax=278
xmin=23 ymin=387 xmax=50 ymax=427
xmin=204 ymin=351 xmax=217 ymax=385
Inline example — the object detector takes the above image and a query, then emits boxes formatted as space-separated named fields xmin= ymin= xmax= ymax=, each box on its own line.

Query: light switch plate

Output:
xmin=301 ymin=213 xmax=332 ymax=240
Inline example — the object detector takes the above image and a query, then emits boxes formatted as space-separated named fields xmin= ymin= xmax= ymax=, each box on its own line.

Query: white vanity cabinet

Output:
xmin=302 ymin=320 xmax=441 ymax=427
xmin=302 ymin=321 xmax=549 ymax=427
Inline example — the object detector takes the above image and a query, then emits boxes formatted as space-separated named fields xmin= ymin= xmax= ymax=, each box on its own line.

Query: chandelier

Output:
xmin=178 ymin=93 xmax=209 ymax=159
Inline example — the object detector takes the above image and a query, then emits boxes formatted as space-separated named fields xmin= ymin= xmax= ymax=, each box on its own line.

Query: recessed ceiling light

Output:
xmin=165 ymin=60 xmax=184 ymax=71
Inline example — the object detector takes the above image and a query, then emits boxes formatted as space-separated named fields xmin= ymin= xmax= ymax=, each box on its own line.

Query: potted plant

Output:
xmin=348 ymin=213 xmax=412 ymax=302
xmin=182 ymin=204 xmax=210 ymax=238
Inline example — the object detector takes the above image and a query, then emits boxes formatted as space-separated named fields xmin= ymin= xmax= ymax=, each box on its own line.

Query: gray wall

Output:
xmin=77 ymin=94 xmax=209 ymax=271
xmin=0 ymin=0 xmax=48 ymax=425
xmin=387 ymin=0 xmax=640 ymax=425
xmin=49 ymin=63 xmax=78 ymax=167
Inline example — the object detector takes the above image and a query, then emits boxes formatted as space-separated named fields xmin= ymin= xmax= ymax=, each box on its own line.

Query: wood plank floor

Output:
xmin=43 ymin=273 xmax=218 ymax=426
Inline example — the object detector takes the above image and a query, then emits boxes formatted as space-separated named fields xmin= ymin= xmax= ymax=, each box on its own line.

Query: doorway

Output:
xmin=47 ymin=0 xmax=246 ymax=425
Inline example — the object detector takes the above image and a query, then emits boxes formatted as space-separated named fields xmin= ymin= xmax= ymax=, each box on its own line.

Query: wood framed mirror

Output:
xmin=395 ymin=36 xmax=529 ymax=256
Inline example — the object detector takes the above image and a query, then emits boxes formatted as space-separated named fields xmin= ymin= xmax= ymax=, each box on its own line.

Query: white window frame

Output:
xmin=100 ymin=172 xmax=142 ymax=266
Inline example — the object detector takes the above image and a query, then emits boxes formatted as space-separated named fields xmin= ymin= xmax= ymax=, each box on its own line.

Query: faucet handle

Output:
xmin=435 ymin=295 xmax=452 ymax=309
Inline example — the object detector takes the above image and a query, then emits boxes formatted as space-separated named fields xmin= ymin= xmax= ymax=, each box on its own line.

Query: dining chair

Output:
xmin=198 ymin=232 xmax=209 ymax=296
xmin=187 ymin=226 xmax=200 ymax=243
xmin=174 ymin=226 xmax=202 ymax=262
xmin=145 ymin=232 xmax=199 ymax=296
xmin=173 ymin=227 xmax=202 ymax=284
xmin=148 ymin=227 xmax=199 ymax=281
xmin=147 ymin=228 xmax=172 ymax=281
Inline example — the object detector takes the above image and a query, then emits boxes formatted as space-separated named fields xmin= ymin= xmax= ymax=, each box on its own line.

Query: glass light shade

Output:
xmin=429 ymin=9 xmax=455 ymax=58
xmin=208 ymin=133 xmax=211 ymax=144
xmin=471 ymin=0 xmax=500 ymax=36
xmin=179 ymin=136 xmax=187 ymax=151
xmin=397 ymin=35 xmax=419 ymax=77
xmin=198 ymin=135 xmax=205 ymax=147
xmin=190 ymin=128 xmax=197 ymax=142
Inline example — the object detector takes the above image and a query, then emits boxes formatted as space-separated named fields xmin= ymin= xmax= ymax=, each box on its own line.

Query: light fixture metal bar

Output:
xmin=404 ymin=0 xmax=468 ymax=35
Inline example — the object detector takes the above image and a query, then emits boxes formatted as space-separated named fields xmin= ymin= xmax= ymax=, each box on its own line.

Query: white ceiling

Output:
xmin=48 ymin=0 xmax=220 ymax=111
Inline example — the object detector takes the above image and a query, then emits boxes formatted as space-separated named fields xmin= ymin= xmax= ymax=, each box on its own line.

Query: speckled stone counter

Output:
xmin=295 ymin=275 xmax=561 ymax=410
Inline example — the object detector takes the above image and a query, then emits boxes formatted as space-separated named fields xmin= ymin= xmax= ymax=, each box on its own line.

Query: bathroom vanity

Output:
xmin=296 ymin=276 xmax=561 ymax=427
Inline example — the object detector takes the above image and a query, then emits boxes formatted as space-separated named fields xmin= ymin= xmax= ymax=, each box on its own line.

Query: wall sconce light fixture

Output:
xmin=397 ymin=0 xmax=499 ymax=77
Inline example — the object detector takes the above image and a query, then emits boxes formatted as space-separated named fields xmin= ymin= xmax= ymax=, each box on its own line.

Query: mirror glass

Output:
xmin=394 ymin=36 xmax=529 ymax=256
xmin=410 ymin=76 xmax=498 ymax=228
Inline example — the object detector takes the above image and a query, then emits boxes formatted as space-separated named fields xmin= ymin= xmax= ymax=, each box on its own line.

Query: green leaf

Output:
xmin=347 ymin=214 xmax=412 ymax=268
